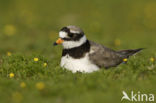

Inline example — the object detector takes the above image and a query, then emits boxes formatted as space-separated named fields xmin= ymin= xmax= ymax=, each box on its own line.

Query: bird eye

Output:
xmin=69 ymin=33 xmax=74 ymax=37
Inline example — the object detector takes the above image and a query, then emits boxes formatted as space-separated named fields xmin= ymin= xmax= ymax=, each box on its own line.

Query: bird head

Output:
xmin=54 ymin=25 xmax=87 ymax=49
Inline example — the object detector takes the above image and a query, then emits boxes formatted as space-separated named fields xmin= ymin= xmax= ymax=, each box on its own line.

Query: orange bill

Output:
xmin=53 ymin=38 xmax=64 ymax=46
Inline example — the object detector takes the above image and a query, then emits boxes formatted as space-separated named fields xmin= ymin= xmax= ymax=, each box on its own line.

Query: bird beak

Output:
xmin=53 ymin=38 xmax=64 ymax=46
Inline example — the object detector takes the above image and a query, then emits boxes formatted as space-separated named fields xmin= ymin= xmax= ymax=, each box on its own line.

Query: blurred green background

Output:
xmin=0 ymin=0 xmax=156 ymax=54
xmin=0 ymin=0 xmax=156 ymax=103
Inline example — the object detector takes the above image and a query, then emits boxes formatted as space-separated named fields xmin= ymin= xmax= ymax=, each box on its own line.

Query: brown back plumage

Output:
xmin=89 ymin=41 xmax=143 ymax=68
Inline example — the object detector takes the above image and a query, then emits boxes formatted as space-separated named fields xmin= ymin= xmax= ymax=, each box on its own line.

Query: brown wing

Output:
xmin=89 ymin=41 xmax=123 ymax=68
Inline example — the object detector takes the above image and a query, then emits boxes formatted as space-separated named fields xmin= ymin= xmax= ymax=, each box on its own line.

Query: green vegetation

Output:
xmin=0 ymin=0 xmax=156 ymax=103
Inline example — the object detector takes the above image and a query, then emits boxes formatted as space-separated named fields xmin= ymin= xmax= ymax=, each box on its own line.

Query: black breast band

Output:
xmin=62 ymin=40 xmax=90 ymax=59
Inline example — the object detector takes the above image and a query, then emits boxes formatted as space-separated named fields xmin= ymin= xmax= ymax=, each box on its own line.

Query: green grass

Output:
xmin=0 ymin=0 xmax=156 ymax=103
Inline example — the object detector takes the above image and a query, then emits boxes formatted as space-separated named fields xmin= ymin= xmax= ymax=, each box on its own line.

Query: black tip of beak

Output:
xmin=53 ymin=42 xmax=58 ymax=46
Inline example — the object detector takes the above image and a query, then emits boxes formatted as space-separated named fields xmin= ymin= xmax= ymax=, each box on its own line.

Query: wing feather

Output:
xmin=89 ymin=41 xmax=123 ymax=68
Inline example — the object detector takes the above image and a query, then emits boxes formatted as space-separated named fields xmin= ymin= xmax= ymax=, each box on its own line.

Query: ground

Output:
xmin=0 ymin=0 xmax=156 ymax=103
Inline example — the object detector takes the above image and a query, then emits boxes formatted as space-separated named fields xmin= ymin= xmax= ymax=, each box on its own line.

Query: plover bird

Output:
xmin=54 ymin=25 xmax=143 ymax=73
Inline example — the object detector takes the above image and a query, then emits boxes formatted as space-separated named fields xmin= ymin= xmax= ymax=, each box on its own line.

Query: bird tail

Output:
xmin=117 ymin=48 xmax=144 ymax=58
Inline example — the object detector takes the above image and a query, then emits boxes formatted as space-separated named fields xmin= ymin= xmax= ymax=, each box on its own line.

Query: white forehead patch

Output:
xmin=59 ymin=31 xmax=68 ymax=38
xmin=70 ymin=30 xmax=80 ymax=34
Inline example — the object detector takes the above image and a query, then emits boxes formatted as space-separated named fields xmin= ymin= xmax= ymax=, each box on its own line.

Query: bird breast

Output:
xmin=60 ymin=54 xmax=99 ymax=73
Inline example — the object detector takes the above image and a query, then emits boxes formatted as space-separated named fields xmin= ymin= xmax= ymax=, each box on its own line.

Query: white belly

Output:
xmin=60 ymin=54 xmax=99 ymax=73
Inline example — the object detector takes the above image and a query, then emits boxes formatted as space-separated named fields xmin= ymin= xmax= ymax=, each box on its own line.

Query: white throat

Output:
xmin=62 ymin=35 xmax=87 ymax=49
